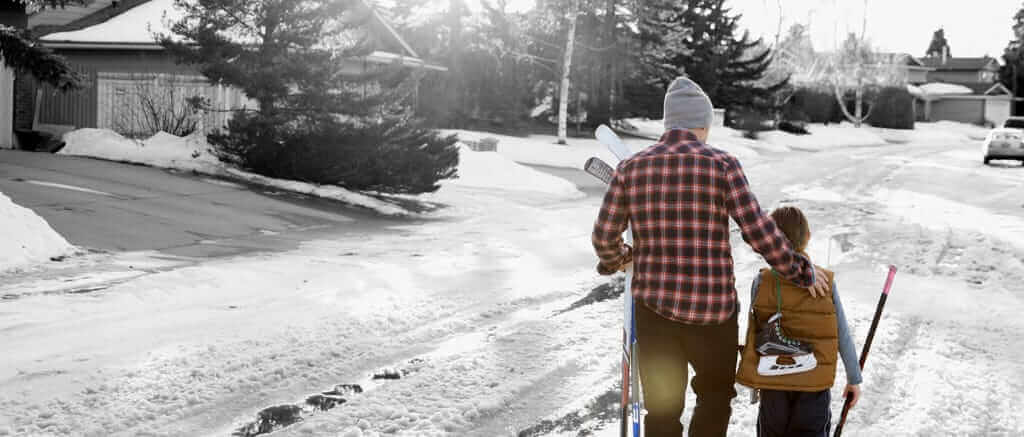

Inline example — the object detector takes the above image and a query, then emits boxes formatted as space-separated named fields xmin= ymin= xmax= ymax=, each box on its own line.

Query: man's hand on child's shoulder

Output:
xmin=808 ymin=268 xmax=829 ymax=298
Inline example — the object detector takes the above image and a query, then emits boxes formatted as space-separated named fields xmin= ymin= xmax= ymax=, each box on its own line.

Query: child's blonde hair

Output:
xmin=771 ymin=206 xmax=810 ymax=252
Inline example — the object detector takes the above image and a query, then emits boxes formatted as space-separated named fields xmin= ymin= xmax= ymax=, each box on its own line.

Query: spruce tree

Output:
xmin=160 ymin=0 xmax=458 ymax=195
xmin=1 ymin=0 xmax=82 ymax=90
xmin=925 ymin=28 xmax=950 ymax=58
xmin=637 ymin=0 xmax=786 ymax=112
xmin=1001 ymin=6 xmax=1024 ymax=114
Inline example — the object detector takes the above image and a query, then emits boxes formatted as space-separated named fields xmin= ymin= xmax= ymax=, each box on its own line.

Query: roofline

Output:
xmin=40 ymin=41 xmax=447 ymax=71
xmin=918 ymin=94 xmax=1011 ymax=101
xmin=41 ymin=41 xmax=166 ymax=50
xmin=362 ymin=0 xmax=419 ymax=59
xmin=985 ymin=82 xmax=1013 ymax=96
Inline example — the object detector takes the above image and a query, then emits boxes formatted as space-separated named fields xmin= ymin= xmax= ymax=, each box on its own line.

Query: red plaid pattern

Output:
xmin=592 ymin=129 xmax=815 ymax=325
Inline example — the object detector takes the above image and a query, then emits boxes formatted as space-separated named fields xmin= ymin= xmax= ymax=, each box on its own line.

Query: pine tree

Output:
xmin=160 ymin=0 xmax=458 ymax=195
xmin=1 ymin=0 xmax=82 ymax=90
xmin=1000 ymin=5 xmax=1024 ymax=114
xmin=925 ymin=28 xmax=950 ymax=58
xmin=638 ymin=0 xmax=786 ymax=112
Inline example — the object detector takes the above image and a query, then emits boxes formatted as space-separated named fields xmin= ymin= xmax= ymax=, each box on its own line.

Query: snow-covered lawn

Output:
xmin=59 ymin=129 xmax=583 ymax=217
xmin=0 ymin=192 xmax=73 ymax=273
xmin=60 ymin=129 xmax=410 ymax=216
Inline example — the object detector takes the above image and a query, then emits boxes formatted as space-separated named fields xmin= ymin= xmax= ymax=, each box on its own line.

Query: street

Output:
xmin=1 ymin=136 xmax=1023 ymax=436
xmin=0 ymin=150 xmax=374 ymax=257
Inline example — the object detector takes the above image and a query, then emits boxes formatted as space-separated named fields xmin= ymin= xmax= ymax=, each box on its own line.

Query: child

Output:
xmin=735 ymin=206 xmax=863 ymax=437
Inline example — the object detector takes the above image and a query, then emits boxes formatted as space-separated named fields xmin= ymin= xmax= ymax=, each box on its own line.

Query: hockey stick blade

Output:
xmin=584 ymin=157 xmax=615 ymax=185
xmin=596 ymin=124 xmax=634 ymax=161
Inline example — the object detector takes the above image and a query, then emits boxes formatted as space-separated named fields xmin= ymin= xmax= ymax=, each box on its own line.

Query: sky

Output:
xmin=472 ymin=0 xmax=1021 ymax=59
xmin=729 ymin=0 xmax=1021 ymax=58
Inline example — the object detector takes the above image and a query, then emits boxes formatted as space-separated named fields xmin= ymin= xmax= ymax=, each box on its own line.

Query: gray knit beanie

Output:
xmin=663 ymin=77 xmax=714 ymax=130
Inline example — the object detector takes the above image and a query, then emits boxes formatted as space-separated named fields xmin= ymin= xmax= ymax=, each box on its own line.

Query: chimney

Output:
xmin=942 ymin=45 xmax=949 ymax=64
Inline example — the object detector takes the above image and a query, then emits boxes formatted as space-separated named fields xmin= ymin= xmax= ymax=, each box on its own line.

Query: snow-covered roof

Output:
xmin=917 ymin=82 xmax=974 ymax=96
xmin=39 ymin=0 xmax=444 ymax=71
xmin=41 ymin=0 xmax=177 ymax=45
xmin=920 ymin=56 xmax=999 ymax=71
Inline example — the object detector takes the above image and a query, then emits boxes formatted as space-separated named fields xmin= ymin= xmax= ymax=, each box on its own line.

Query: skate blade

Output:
xmin=757 ymin=354 xmax=817 ymax=376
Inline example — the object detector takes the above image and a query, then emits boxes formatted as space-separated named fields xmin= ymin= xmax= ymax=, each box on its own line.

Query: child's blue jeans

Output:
xmin=757 ymin=389 xmax=832 ymax=437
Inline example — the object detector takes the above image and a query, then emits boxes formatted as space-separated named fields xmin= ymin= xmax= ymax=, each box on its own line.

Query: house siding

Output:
xmin=1 ymin=67 xmax=13 ymax=148
xmin=985 ymin=99 xmax=1011 ymax=127
xmin=929 ymin=99 xmax=985 ymax=125
xmin=33 ymin=49 xmax=195 ymax=130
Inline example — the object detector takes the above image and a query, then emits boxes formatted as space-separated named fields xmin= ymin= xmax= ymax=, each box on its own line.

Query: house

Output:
xmin=911 ymin=55 xmax=1012 ymax=126
xmin=876 ymin=53 xmax=932 ymax=85
xmin=13 ymin=0 xmax=444 ymax=141
xmin=1 ymin=0 xmax=30 ymax=149
xmin=921 ymin=56 xmax=1001 ymax=93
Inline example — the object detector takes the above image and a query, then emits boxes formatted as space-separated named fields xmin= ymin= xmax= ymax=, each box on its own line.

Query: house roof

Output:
xmin=39 ymin=0 xmax=444 ymax=70
xmin=876 ymin=52 xmax=930 ymax=69
xmin=983 ymin=82 xmax=1013 ymax=96
xmin=920 ymin=56 xmax=999 ymax=71
xmin=28 ymin=0 xmax=118 ymax=30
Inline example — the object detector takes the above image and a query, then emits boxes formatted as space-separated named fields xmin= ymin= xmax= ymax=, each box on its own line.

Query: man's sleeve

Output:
xmin=723 ymin=156 xmax=814 ymax=287
xmin=592 ymin=165 xmax=631 ymax=275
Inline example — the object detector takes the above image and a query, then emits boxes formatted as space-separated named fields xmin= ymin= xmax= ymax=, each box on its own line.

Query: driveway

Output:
xmin=0 ymin=150 xmax=378 ymax=258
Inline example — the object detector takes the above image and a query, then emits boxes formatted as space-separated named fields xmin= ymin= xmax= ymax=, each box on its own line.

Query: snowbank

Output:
xmin=60 ymin=129 xmax=408 ymax=216
xmin=758 ymin=124 xmax=887 ymax=151
xmin=445 ymin=129 xmax=629 ymax=169
xmin=618 ymin=117 xmax=887 ymax=153
xmin=446 ymin=145 xmax=582 ymax=198
xmin=912 ymin=82 xmax=974 ymax=97
xmin=61 ymin=129 xmax=221 ymax=172
xmin=0 ymin=192 xmax=74 ymax=272
xmin=871 ymin=121 xmax=991 ymax=144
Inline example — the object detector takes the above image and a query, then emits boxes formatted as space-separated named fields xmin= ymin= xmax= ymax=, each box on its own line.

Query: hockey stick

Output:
xmin=833 ymin=265 xmax=898 ymax=437
xmin=584 ymin=157 xmax=614 ymax=185
xmin=593 ymin=124 xmax=646 ymax=437
xmin=583 ymin=155 xmax=633 ymax=436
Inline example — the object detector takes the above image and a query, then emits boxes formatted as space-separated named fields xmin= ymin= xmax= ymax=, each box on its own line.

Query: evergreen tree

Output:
xmin=1 ymin=0 xmax=82 ymax=90
xmin=637 ymin=0 xmax=785 ymax=112
xmin=160 ymin=0 xmax=458 ymax=195
xmin=925 ymin=28 xmax=950 ymax=58
xmin=1000 ymin=5 xmax=1024 ymax=114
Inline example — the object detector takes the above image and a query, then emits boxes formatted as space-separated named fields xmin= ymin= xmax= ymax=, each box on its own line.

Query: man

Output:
xmin=592 ymin=77 xmax=828 ymax=437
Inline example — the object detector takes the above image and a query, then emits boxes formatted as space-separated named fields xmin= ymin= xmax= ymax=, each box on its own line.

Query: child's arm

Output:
xmin=833 ymin=281 xmax=863 ymax=385
xmin=750 ymin=274 xmax=761 ymax=304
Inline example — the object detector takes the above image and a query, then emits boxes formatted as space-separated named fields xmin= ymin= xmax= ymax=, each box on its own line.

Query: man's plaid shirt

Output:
xmin=592 ymin=129 xmax=815 ymax=325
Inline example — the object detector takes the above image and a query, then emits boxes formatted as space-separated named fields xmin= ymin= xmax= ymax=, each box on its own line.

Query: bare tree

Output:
xmin=556 ymin=0 xmax=579 ymax=145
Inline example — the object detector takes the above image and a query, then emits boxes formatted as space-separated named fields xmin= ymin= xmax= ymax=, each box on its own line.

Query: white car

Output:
xmin=983 ymin=117 xmax=1024 ymax=165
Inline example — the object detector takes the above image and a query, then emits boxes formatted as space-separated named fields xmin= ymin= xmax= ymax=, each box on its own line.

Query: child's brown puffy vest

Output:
xmin=736 ymin=266 xmax=839 ymax=392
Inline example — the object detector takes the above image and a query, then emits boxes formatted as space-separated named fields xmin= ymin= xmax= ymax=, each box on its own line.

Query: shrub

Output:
xmin=728 ymin=108 xmax=774 ymax=137
xmin=211 ymin=110 xmax=459 ymax=195
xmin=786 ymin=88 xmax=843 ymax=124
xmin=868 ymin=86 xmax=915 ymax=129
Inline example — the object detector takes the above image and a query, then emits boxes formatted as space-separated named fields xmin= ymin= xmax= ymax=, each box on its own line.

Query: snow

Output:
xmin=445 ymin=129 xmax=628 ymax=169
xmin=445 ymin=145 xmax=582 ymax=198
xmin=782 ymin=184 xmax=844 ymax=202
xmin=617 ymin=117 xmax=888 ymax=153
xmin=41 ymin=0 xmax=179 ymax=44
xmin=59 ymin=129 xmax=409 ymax=216
xmin=59 ymin=129 xmax=583 ymax=215
xmin=6 ymin=118 xmax=1024 ymax=435
xmin=913 ymin=82 xmax=975 ymax=97
xmin=0 ymin=192 xmax=74 ymax=273
xmin=872 ymin=188 xmax=1024 ymax=248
